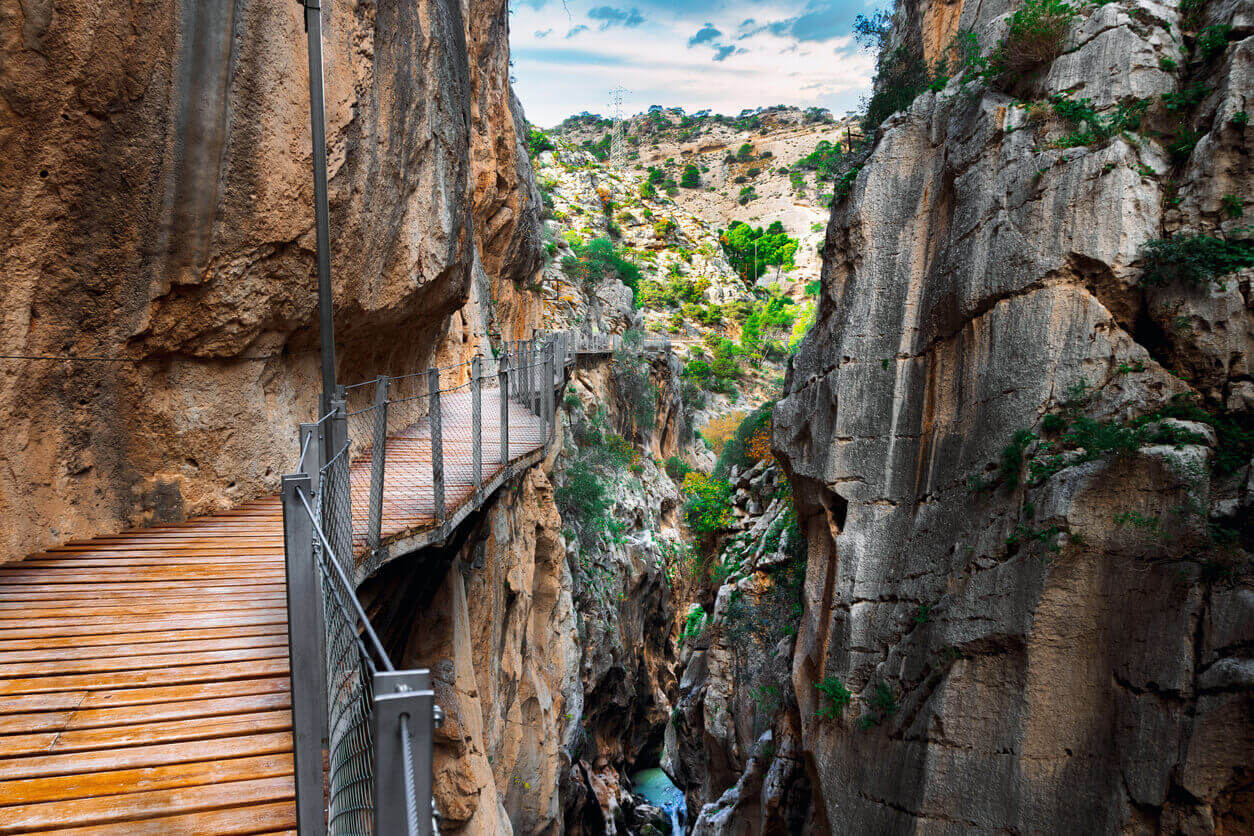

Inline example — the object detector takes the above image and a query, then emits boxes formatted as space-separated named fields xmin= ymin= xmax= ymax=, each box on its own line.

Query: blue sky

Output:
xmin=510 ymin=1 xmax=877 ymax=127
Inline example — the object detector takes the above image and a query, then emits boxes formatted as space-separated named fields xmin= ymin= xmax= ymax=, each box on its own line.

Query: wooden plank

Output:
xmin=0 ymin=709 xmax=292 ymax=757
xmin=0 ymin=677 xmax=290 ymax=716
xmin=0 ymin=753 xmax=293 ymax=807
xmin=0 ymin=633 xmax=288 ymax=664
xmin=0 ymin=600 xmax=288 ymax=619
xmin=0 ymin=691 xmax=291 ymax=735
xmin=0 ymin=732 xmax=293 ymax=781
xmin=0 ymin=658 xmax=290 ymax=696
xmin=0 ymin=775 xmax=294 ymax=833
xmin=0 ymin=610 xmax=289 ymax=635
xmin=0 ymin=645 xmax=288 ymax=678
xmin=0 ymin=624 xmax=287 ymax=653
xmin=31 ymin=800 xmax=297 ymax=835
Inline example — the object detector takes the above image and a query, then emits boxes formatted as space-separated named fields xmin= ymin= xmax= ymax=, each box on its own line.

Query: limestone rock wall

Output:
xmin=774 ymin=0 xmax=1254 ymax=831
xmin=0 ymin=0 xmax=497 ymax=561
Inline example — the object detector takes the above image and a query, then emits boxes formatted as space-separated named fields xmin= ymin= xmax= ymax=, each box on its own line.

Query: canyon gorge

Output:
xmin=0 ymin=0 xmax=1251 ymax=832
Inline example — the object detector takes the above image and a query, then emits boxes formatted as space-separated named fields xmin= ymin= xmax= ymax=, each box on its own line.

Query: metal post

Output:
xmin=301 ymin=0 xmax=339 ymax=416
xmin=281 ymin=473 xmax=328 ymax=836
xmin=520 ymin=340 xmax=529 ymax=416
xmin=299 ymin=422 xmax=323 ymax=495
xmin=428 ymin=369 xmax=444 ymax=524
xmin=368 ymin=376 xmax=388 ymax=552
xmin=471 ymin=356 xmax=482 ymax=499
xmin=372 ymin=670 xmax=439 ymax=836
xmin=544 ymin=345 xmax=555 ymax=446
xmin=499 ymin=355 xmax=510 ymax=469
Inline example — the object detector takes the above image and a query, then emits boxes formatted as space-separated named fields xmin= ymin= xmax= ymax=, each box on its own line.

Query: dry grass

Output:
xmin=702 ymin=410 xmax=747 ymax=455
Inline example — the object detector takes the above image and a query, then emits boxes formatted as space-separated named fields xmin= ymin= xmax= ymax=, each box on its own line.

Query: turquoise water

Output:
xmin=631 ymin=767 xmax=685 ymax=833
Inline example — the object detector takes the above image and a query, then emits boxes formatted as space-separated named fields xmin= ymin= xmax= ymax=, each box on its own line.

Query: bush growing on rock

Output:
xmin=561 ymin=237 xmax=642 ymax=302
xmin=526 ymin=128 xmax=555 ymax=157
xmin=680 ymin=164 xmax=700 ymax=188
xmin=736 ymin=143 xmax=755 ymax=162
xmin=814 ymin=676 xmax=853 ymax=721
xmin=681 ymin=473 xmax=734 ymax=536
xmin=989 ymin=0 xmax=1075 ymax=77
xmin=1138 ymin=234 xmax=1254 ymax=287
xmin=715 ymin=403 xmax=773 ymax=477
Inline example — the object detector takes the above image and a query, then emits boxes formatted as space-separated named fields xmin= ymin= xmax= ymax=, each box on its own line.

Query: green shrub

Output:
xmin=653 ymin=218 xmax=678 ymax=239
xmin=714 ymin=402 xmax=773 ymax=477
xmin=1163 ymin=84 xmax=1212 ymax=113
xmin=736 ymin=143 xmax=755 ymax=162
xmin=990 ymin=0 xmax=1075 ymax=78
xmin=682 ymin=473 xmax=733 ymax=535
xmin=680 ymin=605 xmax=707 ymax=645
xmin=999 ymin=428 xmax=1037 ymax=486
xmin=640 ymin=181 xmax=657 ymax=200
xmin=1197 ymin=24 xmax=1232 ymax=60
xmin=814 ymin=676 xmax=853 ymax=721
xmin=612 ymin=351 xmax=658 ymax=438
xmin=833 ymin=165 xmax=862 ymax=202
xmin=719 ymin=220 xmax=799 ymax=283
xmin=1221 ymin=194 xmax=1243 ymax=219
xmin=527 ymin=128 xmax=555 ymax=157
xmin=1234 ymin=111 xmax=1249 ymax=127
xmin=680 ymin=164 xmax=700 ymax=188
xmin=664 ymin=456 xmax=690 ymax=481
xmin=1050 ymin=95 xmax=1148 ymax=147
xmin=1159 ymin=56 xmax=1178 ymax=71
xmin=561 ymin=238 xmax=642 ymax=302
xmin=797 ymin=140 xmax=845 ymax=182
xmin=858 ymin=681 xmax=898 ymax=728
xmin=556 ymin=459 xmax=613 ymax=546
xmin=1138 ymin=235 xmax=1254 ymax=287
xmin=737 ymin=186 xmax=757 ymax=205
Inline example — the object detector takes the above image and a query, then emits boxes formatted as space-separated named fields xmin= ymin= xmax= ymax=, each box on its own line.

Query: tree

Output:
xmin=718 ymin=221 xmax=799 ymax=283
xmin=526 ymin=128 xmax=555 ymax=157
xmin=680 ymin=163 xmax=701 ymax=188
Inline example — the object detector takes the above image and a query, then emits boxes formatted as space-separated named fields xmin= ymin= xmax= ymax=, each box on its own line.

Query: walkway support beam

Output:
xmin=281 ymin=473 xmax=328 ymax=836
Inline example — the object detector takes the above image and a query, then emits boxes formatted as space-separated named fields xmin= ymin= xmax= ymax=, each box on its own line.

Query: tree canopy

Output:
xmin=718 ymin=221 xmax=798 ymax=283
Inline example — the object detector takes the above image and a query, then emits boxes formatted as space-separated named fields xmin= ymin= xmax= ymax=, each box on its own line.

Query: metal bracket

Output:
xmin=373 ymin=670 xmax=439 ymax=836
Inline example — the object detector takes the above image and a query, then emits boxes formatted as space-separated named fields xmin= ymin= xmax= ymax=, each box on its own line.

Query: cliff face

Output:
xmin=0 ymin=0 xmax=484 ymax=560
xmin=775 ymin=0 xmax=1253 ymax=831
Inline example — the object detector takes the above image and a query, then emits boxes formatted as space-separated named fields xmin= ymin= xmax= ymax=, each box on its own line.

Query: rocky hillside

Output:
xmin=772 ymin=0 xmax=1254 ymax=831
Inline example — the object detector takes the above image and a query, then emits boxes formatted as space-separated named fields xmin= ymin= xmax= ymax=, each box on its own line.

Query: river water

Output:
xmin=631 ymin=767 xmax=685 ymax=833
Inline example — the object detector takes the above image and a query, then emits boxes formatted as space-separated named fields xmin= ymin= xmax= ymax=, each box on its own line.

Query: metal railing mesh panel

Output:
xmin=283 ymin=331 xmax=634 ymax=835
xmin=316 ymin=445 xmax=376 ymax=834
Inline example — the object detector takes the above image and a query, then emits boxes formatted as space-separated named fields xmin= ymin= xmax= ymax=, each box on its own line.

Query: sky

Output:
xmin=509 ymin=0 xmax=878 ymax=127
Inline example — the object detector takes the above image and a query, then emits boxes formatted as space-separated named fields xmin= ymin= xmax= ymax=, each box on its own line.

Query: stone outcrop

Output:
xmin=0 ymin=0 xmax=497 ymax=561
xmin=774 ymin=0 xmax=1254 ymax=831
xmin=366 ymin=467 xmax=578 ymax=835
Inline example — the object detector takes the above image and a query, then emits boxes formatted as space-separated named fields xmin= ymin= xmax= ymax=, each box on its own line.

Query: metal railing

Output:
xmin=280 ymin=330 xmax=610 ymax=835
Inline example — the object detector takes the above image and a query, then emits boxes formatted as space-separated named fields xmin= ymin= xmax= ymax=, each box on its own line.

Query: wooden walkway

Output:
xmin=0 ymin=387 xmax=551 ymax=832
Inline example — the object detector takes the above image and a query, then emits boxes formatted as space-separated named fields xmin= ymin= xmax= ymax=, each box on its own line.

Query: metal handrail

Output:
xmin=296 ymin=488 xmax=393 ymax=672
xmin=280 ymin=329 xmax=663 ymax=835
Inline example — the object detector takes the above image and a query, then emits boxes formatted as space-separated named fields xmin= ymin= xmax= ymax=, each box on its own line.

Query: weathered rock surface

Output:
xmin=0 ymin=0 xmax=496 ymax=561
xmin=774 ymin=0 xmax=1254 ymax=831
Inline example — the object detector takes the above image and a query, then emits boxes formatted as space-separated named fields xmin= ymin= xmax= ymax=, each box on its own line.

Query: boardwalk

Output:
xmin=0 ymin=387 xmax=552 ymax=832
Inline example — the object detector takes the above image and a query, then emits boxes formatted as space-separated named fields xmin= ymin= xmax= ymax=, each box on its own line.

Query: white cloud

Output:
xmin=509 ymin=1 xmax=874 ymax=126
